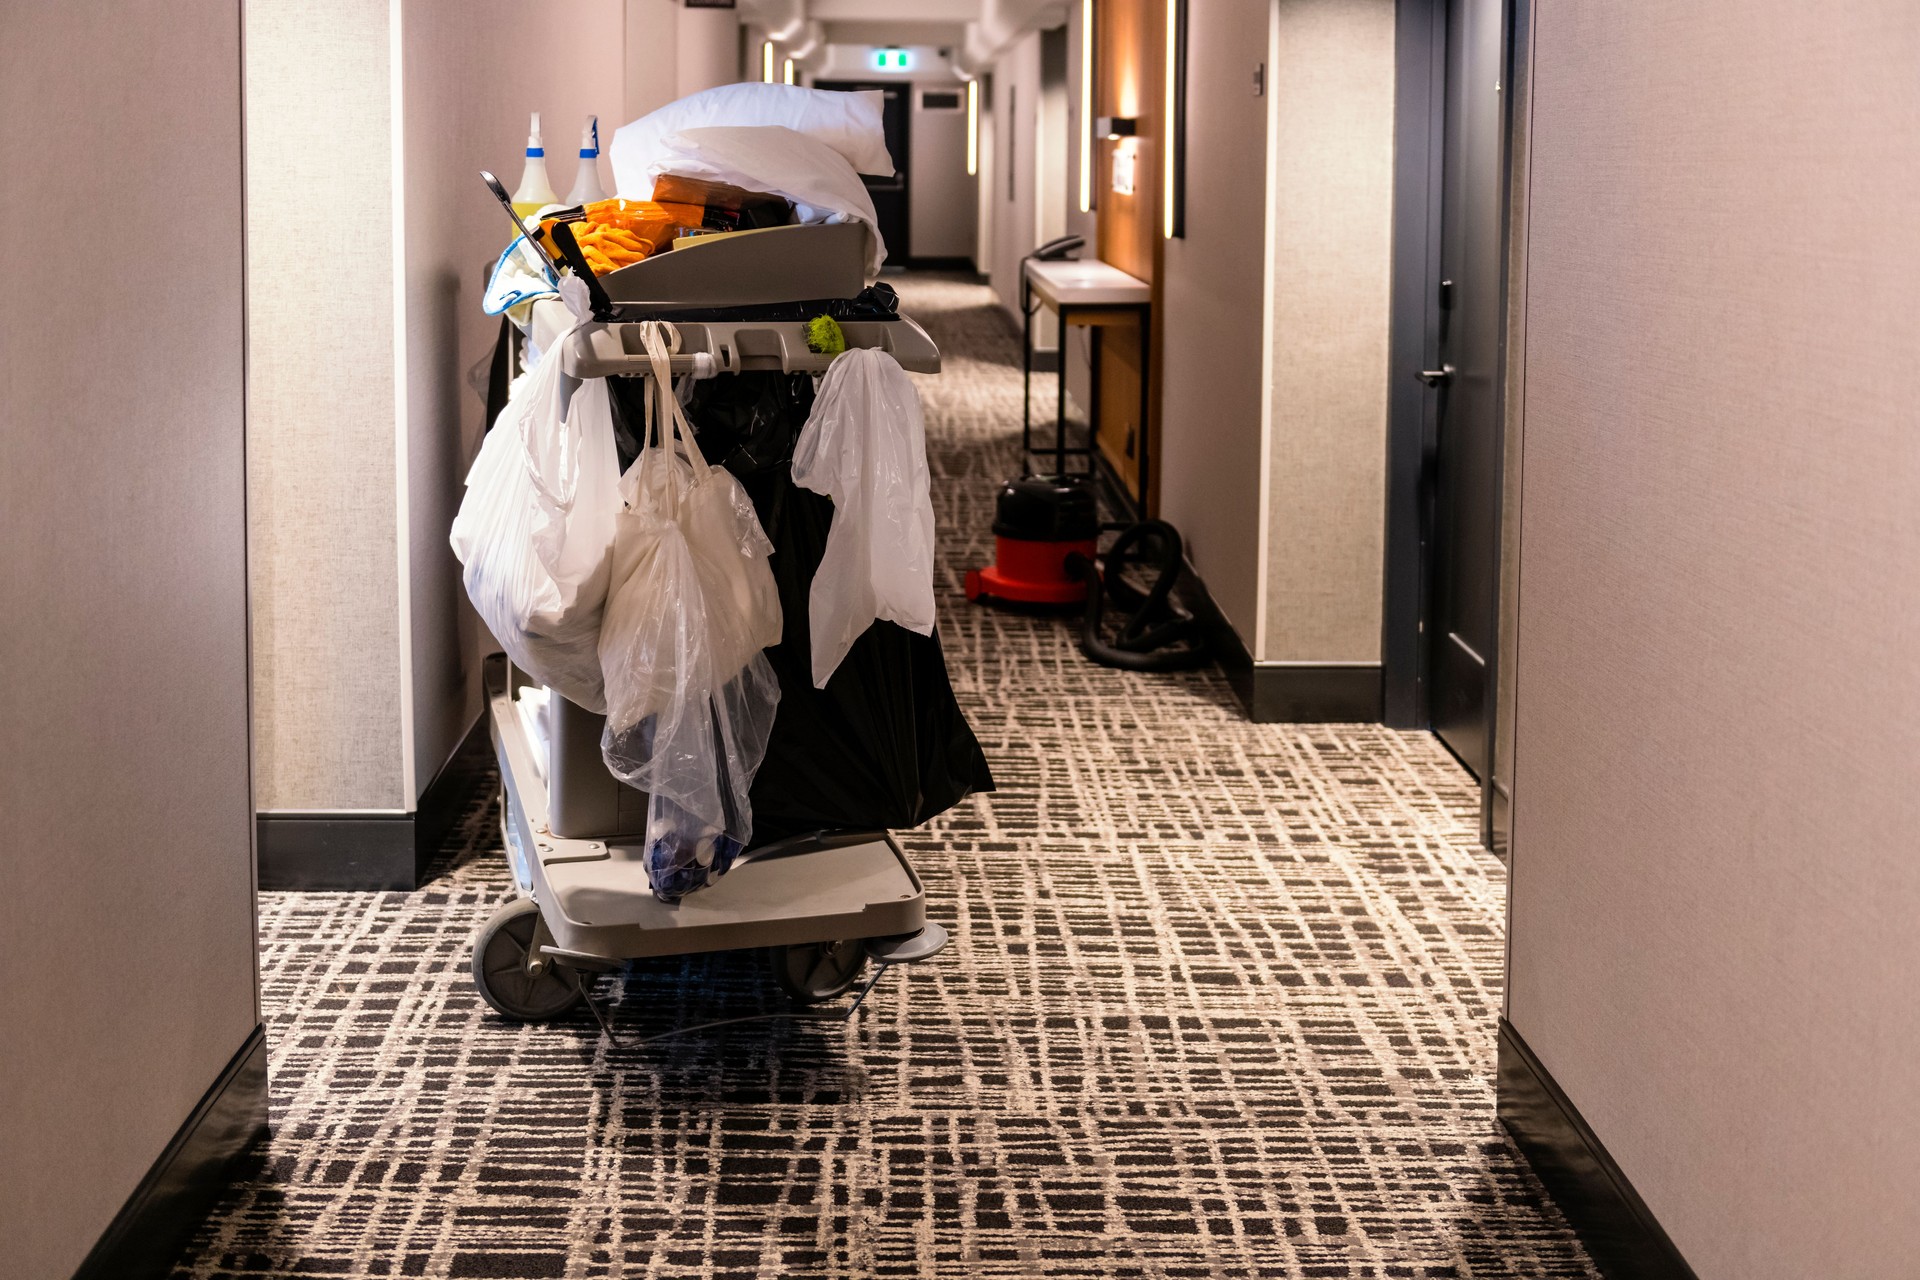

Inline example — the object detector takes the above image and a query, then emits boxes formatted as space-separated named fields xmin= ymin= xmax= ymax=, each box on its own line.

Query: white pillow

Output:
xmin=610 ymin=84 xmax=894 ymax=191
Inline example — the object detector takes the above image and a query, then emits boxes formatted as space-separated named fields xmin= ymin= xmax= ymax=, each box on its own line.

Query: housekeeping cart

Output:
xmin=470 ymin=222 xmax=954 ymax=1029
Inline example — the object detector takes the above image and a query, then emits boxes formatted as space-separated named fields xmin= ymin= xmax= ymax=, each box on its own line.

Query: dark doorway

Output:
xmin=815 ymin=80 xmax=911 ymax=263
xmin=1383 ymin=0 xmax=1513 ymax=790
xmin=1424 ymin=0 xmax=1509 ymax=779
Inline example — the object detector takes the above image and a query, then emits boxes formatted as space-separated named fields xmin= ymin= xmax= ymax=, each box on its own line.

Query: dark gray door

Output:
xmin=1426 ymin=0 xmax=1507 ymax=779
xmin=815 ymin=80 xmax=910 ymax=262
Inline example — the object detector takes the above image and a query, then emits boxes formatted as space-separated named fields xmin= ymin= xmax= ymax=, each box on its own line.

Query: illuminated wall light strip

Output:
xmin=1163 ymin=0 xmax=1186 ymax=238
xmin=966 ymin=79 xmax=979 ymax=176
xmin=762 ymin=40 xmax=775 ymax=83
xmin=1078 ymin=0 xmax=1094 ymax=213
xmin=784 ymin=57 xmax=795 ymax=85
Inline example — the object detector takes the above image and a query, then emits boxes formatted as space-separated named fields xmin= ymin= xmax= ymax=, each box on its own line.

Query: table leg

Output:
xmin=1090 ymin=326 xmax=1104 ymax=484
xmin=1022 ymin=288 xmax=1033 ymax=471
xmin=1137 ymin=305 xmax=1152 ymax=514
xmin=1056 ymin=306 xmax=1071 ymax=477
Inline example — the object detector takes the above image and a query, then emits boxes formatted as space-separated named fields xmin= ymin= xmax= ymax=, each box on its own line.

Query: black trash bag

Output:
xmin=607 ymin=369 xmax=815 ymax=475
xmin=739 ymin=462 xmax=995 ymax=843
xmin=678 ymin=370 xmax=816 ymax=475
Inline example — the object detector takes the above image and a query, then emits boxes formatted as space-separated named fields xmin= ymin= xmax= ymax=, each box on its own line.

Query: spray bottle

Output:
xmin=510 ymin=112 xmax=558 ymax=221
xmin=565 ymin=116 xmax=608 ymax=206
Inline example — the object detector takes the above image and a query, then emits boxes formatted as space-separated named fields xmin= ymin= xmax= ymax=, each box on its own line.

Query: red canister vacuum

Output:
xmin=964 ymin=474 xmax=1100 ymax=606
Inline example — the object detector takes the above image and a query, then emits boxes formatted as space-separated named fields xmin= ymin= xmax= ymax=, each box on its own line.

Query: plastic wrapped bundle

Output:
xmin=450 ymin=321 xmax=619 ymax=712
xmin=792 ymin=347 xmax=937 ymax=688
xmin=596 ymin=324 xmax=784 ymax=900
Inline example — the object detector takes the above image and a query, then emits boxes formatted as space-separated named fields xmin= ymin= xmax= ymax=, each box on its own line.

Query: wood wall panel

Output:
xmin=1093 ymin=0 xmax=1166 ymax=511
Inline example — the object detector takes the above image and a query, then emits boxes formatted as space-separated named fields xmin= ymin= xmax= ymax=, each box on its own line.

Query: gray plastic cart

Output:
xmin=471 ymin=224 xmax=950 ymax=1031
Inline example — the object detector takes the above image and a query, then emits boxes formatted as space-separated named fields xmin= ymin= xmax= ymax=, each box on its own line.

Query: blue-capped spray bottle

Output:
xmin=566 ymin=116 xmax=608 ymax=206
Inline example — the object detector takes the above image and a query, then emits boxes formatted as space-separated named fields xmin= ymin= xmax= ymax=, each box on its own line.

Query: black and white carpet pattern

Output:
xmin=176 ymin=276 xmax=1596 ymax=1279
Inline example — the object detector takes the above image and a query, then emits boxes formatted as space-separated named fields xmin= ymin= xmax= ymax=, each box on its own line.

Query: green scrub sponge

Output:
xmin=806 ymin=314 xmax=847 ymax=356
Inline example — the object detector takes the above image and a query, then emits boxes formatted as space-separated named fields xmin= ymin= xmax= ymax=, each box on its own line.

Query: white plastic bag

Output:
xmin=792 ymin=347 xmax=936 ymax=688
xmin=628 ymin=125 xmax=887 ymax=278
xmin=449 ymin=320 xmax=619 ymax=711
xmin=598 ymin=322 xmax=783 ymax=899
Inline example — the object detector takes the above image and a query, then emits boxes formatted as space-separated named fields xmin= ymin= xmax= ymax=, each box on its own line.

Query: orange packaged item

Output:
xmin=649 ymin=174 xmax=794 ymax=231
xmin=535 ymin=198 xmax=699 ymax=276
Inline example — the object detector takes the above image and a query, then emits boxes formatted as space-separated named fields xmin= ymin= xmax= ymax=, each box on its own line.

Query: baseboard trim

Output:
xmin=1177 ymin=557 xmax=1253 ymax=686
xmin=1243 ymin=664 xmax=1383 ymax=723
xmin=72 ymin=1024 xmax=268 ymax=1280
xmin=1168 ymin=565 xmax=1383 ymax=723
xmin=257 ymin=812 xmax=416 ymax=890
xmin=1497 ymin=1020 xmax=1698 ymax=1280
xmin=258 ymin=711 xmax=489 ymax=890
xmin=1488 ymin=780 xmax=1512 ymax=864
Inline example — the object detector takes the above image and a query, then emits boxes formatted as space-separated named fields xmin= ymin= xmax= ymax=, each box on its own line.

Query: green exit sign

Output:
xmin=872 ymin=48 xmax=913 ymax=72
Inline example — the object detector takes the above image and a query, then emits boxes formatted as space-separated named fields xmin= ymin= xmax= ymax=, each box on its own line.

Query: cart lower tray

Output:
xmin=491 ymin=686 xmax=927 ymax=964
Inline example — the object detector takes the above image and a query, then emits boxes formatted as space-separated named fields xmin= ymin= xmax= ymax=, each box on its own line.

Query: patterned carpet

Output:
xmin=176 ymin=276 xmax=1596 ymax=1279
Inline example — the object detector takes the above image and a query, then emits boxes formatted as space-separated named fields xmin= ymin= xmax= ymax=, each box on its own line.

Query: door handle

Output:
xmin=1417 ymin=364 xmax=1455 ymax=387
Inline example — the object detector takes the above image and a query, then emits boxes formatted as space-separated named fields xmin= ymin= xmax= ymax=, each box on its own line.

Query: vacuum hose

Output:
xmin=1065 ymin=521 xmax=1211 ymax=672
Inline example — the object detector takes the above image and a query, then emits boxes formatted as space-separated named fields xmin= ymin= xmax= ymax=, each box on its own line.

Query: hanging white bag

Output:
xmin=449 ymin=319 xmax=620 ymax=711
xmin=791 ymin=346 xmax=936 ymax=688
xmin=597 ymin=322 xmax=783 ymax=898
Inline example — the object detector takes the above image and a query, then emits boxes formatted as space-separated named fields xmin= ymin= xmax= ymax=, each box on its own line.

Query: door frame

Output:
xmin=1381 ymin=0 xmax=1527 ymax=845
xmin=813 ymin=78 xmax=912 ymax=262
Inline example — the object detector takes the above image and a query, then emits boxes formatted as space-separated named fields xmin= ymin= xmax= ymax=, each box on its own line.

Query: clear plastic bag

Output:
xmin=791 ymin=347 xmax=936 ymax=688
xmin=450 ymin=320 xmax=620 ymax=711
xmin=598 ymin=322 xmax=783 ymax=900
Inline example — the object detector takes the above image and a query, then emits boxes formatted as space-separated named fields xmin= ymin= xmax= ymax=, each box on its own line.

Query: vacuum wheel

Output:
xmin=471 ymin=898 xmax=584 ymax=1022
xmin=771 ymin=939 xmax=868 ymax=1005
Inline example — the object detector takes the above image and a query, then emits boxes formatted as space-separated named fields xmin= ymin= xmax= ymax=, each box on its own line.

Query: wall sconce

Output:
xmin=1095 ymin=116 xmax=1136 ymax=141
xmin=1164 ymin=0 xmax=1187 ymax=238
xmin=762 ymin=40 xmax=775 ymax=83
xmin=1078 ymin=0 xmax=1094 ymax=212
xmin=783 ymin=57 xmax=795 ymax=85
xmin=966 ymin=79 xmax=979 ymax=176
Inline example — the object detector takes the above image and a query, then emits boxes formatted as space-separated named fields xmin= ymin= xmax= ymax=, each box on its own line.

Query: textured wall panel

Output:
xmin=397 ymin=0 xmax=626 ymax=799
xmin=1507 ymin=4 xmax=1920 ymax=1276
xmin=0 ymin=3 xmax=260 ymax=1275
xmin=245 ymin=0 xmax=405 ymax=810
xmin=1262 ymin=0 xmax=1394 ymax=662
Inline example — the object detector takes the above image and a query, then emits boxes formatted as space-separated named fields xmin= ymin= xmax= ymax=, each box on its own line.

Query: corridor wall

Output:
xmin=245 ymin=0 xmax=625 ymax=886
xmin=1253 ymin=0 xmax=1394 ymax=711
xmin=1152 ymin=0 xmax=1396 ymax=719
xmin=1504 ymin=3 xmax=1920 ymax=1276
xmin=1156 ymin=0 xmax=1271 ymax=645
xmin=979 ymin=20 xmax=1097 ymax=364
xmin=0 ymin=2 xmax=263 ymax=1275
xmin=981 ymin=30 xmax=1045 ymax=324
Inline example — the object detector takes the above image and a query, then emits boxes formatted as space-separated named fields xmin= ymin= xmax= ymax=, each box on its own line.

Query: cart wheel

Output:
xmin=771 ymin=940 xmax=868 ymax=1005
xmin=472 ymin=898 xmax=584 ymax=1022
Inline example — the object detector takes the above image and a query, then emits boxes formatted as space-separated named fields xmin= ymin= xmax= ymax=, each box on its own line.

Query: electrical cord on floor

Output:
xmin=1066 ymin=521 xmax=1211 ymax=672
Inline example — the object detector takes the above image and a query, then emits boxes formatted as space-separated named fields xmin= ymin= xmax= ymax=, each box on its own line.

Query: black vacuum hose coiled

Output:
xmin=1065 ymin=521 xmax=1211 ymax=672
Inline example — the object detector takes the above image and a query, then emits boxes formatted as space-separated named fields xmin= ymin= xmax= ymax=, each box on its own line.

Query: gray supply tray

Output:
xmin=559 ymin=314 xmax=941 ymax=379
xmin=599 ymin=222 xmax=869 ymax=308
xmin=490 ymin=679 xmax=926 ymax=966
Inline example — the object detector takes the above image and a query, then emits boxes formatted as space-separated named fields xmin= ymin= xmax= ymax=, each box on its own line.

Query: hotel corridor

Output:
xmin=173 ymin=276 xmax=1596 ymax=1280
